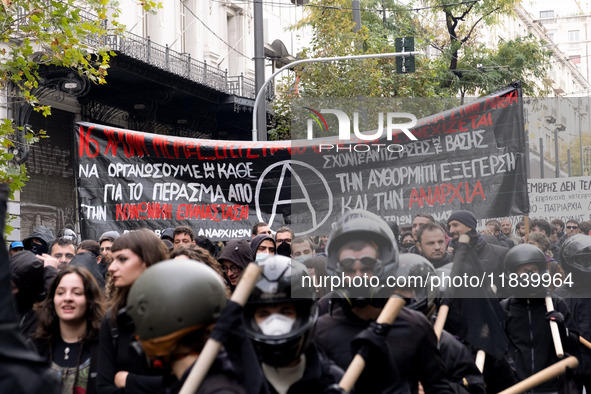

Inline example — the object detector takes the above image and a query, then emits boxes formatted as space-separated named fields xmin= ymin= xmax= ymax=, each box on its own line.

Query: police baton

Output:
xmin=338 ymin=296 xmax=406 ymax=392
xmin=179 ymin=263 xmax=261 ymax=394
xmin=545 ymin=296 xmax=565 ymax=358
xmin=498 ymin=356 xmax=578 ymax=394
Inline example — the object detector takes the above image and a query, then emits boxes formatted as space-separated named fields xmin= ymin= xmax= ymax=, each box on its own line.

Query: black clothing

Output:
xmin=0 ymin=181 xmax=60 ymax=394
xmin=70 ymin=252 xmax=106 ymax=289
xmin=164 ymin=350 xmax=247 ymax=394
xmin=97 ymin=310 xmax=163 ymax=394
xmin=427 ymin=251 xmax=453 ymax=270
xmin=10 ymin=251 xmax=48 ymax=338
xmin=501 ymin=297 xmax=579 ymax=393
xmin=262 ymin=344 xmax=343 ymax=394
xmin=29 ymin=337 xmax=99 ymax=394
xmin=554 ymin=283 xmax=591 ymax=390
xmin=315 ymin=302 xmax=453 ymax=393
xmin=438 ymin=331 xmax=486 ymax=394
xmin=23 ymin=225 xmax=54 ymax=255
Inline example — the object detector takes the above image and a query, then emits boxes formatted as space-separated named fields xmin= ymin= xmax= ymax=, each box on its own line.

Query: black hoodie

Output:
xmin=23 ymin=226 xmax=54 ymax=255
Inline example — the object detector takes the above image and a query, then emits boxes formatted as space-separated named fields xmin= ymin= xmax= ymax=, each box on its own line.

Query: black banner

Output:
xmin=75 ymin=85 xmax=528 ymax=240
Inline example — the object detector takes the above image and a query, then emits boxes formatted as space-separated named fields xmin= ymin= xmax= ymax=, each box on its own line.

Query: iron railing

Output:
xmin=13 ymin=3 xmax=259 ymax=99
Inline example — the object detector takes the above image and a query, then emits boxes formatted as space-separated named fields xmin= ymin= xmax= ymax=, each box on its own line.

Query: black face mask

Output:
xmin=29 ymin=244 xmax=47 ymax=255
xmin=401 ymin=242 xmax=415 ymax=249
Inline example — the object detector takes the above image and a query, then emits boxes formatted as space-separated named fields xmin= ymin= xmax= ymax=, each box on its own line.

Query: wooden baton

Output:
xmin=498 ymin=356 xmax=578 ymax=394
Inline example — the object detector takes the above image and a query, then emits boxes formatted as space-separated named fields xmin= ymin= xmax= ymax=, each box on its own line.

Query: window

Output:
xmin=540 ymin=10 xmax=554 ymax=18
xmin=569 ymin=30 xmax=580 ymax=41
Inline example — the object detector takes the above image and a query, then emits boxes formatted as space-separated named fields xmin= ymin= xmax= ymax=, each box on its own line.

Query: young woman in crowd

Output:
xmin=96 ymin=229 xmax=169 ymax=394
xmin=31 ymin=265 xmax=106 ymax=394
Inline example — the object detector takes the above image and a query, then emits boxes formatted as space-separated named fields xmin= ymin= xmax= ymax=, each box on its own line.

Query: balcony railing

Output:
xmin=94 ymin=31 xmax=258 ymax=98
xmin=13 ymin=3 xmax=259 ymax=99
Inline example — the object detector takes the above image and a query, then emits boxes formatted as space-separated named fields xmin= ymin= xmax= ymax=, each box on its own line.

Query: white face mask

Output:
xmin=293 ymin=255 xmax=309 ymax=263
xmin=256 ymin=253 xmax=269 ymax=262
xmin=257 ymin=313 xmax=296 ymax=336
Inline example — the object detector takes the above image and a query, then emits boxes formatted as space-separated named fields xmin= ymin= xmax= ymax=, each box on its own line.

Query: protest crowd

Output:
xmin=4 ymin=193 xmax=591 ymax=393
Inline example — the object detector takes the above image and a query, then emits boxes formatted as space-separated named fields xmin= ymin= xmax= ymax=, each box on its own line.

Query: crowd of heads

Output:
xmin=7 ymin=209 xmax=591 ymax=394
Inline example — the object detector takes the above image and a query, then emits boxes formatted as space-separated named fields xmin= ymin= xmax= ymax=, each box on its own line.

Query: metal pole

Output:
xmin=540 ymin=137 xmax=544 ymax=178
xmin=254 ymin=0 xmax=267 ymax=141
xmin=555 ymin=127 xmax=560 ymax=177
xmin=580 ymin=113 xmax=584 ymax=176
xmin=352 ymin=0 xmax=361 ymax=32
xmin=251 ymin=51 xmax=420 ymax=141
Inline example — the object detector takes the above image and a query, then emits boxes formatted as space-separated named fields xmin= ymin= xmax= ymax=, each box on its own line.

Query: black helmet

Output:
xmin=326 ymin=210 xmax=398 ymax=273
xmin=561 ymin=234 xmax=591 ymax=278
xmin=503 ymin=244 xmax=548 ymax=297
xmin=127 ymin=259 xmax=227 ymax=358
xmin=244 ymin=255 xmax=318 ymax=367
xmin=382 ymin=254 xmax=439 ymax=315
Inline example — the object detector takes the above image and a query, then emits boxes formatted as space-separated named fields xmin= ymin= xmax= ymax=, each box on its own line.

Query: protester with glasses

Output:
xmin=217 ymin=238 xmax=253 ymax=292
xmin=315 ymin=209 xmax=454 ymax=393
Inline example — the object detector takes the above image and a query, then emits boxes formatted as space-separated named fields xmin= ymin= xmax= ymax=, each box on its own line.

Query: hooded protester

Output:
xmin=218 ymin=239 xmax=253 ymax=292
xmin=10 ymin=251 xmax=48 ymax=339
xmin=251 ymin=234 xmax=276 ymax=262
xmin=23 ymin=225 xmax=55 ymax=256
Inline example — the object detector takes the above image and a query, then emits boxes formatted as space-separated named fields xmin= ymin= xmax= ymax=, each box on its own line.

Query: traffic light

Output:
xmin=395 ymin=37 xmax=415 ymax=74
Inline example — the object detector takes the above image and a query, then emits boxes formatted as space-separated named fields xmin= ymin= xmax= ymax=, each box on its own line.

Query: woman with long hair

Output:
xmin=96 ymin=229 xmax=169 ymax=393
xmin=31 ymin=265 xmax=106 ymax=394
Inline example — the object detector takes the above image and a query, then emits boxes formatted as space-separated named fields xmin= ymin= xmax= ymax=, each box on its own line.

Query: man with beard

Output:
xmin=415 ymin=222 xmax=452 ymax=269
xmin=447 ymin=210 xmax=508 ymax=290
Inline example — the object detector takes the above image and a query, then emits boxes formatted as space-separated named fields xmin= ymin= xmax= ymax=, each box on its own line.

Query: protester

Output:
xmin=415 ymin=222 xmax=452 ymax=269
xmin=98 ymin=231 xmax=120 ymax=259
xmin=244 ymin=255 xmax=343 ymax=393
xmin=502 ymin=244 xmax=580 ymax=392
xmin=172 ymin=225 xmax=196 ymax=249
xmin=126 ymin=259 xmax=248 ymax=394
xmin=290 ymin=236 xmax=315 ymax=263
xmin=9 ymin=241 xmax=25 ymax=256
xmin=526 ymin=232 xmax=565 ymax=290
xmin=23 ymin=225 xmax=54 ymax=256
xmin=316 ymin=210 xmax=453 ymax=392
xmin=30 ymin=265 xmax=106 ymax=394
xmin=96 ymin=229 xmax=169 ymax=393
xmin=556 ymin=234 xmax=591 ymax=391
xmin=252 ymin=222 xmax=271 ymax=237
xmin=10 ymin=251 xmax=50 ymax=339
xmin=500 ymin=218 xmax=521 ymax=245
xmin=385 ymin=254 xmax=486 ymax=393
xmin=218 ymin=238 xmax=252 ymax=292
xmin=447 ymin=210 xmax=508 ymax=284
xmin=399 ymin=231 xmax=415 ymax=251
xmin=251 ymin=233 xmax=276 ymax=261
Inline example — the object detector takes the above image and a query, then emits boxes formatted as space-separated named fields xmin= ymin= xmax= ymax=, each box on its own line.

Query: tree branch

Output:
xmin=461 ymin=6 xmax=500 ymax=43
